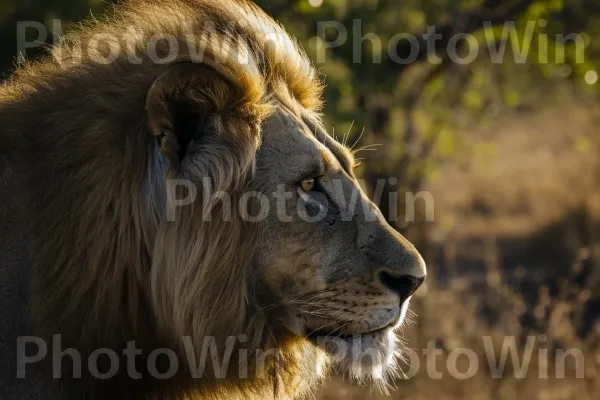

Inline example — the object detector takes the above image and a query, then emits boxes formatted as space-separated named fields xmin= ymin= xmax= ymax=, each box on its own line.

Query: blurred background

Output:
xmin=2 ymin=0 xmax=599 ymax=398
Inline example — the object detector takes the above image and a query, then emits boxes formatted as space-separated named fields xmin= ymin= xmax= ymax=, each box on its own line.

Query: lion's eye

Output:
xmin=300 ymin=178 xmax=315 ymax=192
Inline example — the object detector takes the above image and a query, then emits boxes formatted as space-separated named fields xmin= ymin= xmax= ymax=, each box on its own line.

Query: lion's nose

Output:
xmin=378 ymin=271 xmax=424 ymax=303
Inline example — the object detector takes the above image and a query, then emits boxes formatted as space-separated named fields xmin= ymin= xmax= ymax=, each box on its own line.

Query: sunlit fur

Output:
xmin=0 ymin=0 xmax=327 ymax=398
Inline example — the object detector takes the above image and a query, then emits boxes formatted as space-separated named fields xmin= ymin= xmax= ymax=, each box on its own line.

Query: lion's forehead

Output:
xmin=257 ymin=109 xmax=320 ymax=170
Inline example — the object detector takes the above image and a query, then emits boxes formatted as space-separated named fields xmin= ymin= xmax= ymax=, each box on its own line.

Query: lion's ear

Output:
xmin=145 ymin=64 xmax=232 ymax=166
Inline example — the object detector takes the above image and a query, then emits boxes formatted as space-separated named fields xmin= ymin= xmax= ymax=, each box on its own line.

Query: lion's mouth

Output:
xmin=300 ymin=295 xmax=411 ymax=343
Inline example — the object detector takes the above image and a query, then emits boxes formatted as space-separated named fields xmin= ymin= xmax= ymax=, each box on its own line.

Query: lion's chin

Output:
xmin=309 ymin=328 xmax=399 ymax=383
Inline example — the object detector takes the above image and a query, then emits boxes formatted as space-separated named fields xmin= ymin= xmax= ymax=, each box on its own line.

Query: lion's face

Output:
xmin=251 ymin=104 xmax=426 ymax=380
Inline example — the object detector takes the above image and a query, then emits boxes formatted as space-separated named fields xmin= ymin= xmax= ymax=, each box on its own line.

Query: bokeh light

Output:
xmin=585 ymin=70 xmax=598 ymax=85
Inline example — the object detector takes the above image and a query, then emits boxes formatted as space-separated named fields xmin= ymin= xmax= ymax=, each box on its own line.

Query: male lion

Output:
xmin=0 ymin=0 xmax=426 ymax=399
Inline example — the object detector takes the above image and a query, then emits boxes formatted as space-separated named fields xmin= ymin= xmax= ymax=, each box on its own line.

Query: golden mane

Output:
xmin=0 ymin=0 xmax=325 ymax=398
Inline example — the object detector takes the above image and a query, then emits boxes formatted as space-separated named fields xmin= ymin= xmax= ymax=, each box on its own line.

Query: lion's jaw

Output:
xmin=281 ymin=294 xmax=413 ymax=385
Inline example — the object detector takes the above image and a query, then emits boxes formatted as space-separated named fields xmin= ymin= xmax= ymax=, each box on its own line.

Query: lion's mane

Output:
xmin=0 ymin=0 xmax=325 ymax=398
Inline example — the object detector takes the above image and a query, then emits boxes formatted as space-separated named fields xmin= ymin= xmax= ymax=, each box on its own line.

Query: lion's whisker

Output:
xmin=317 ymin=321 xmax=352 ymax=342
xmin=342 ymin=120 xmax=354 ymax=147
xmin=305 ymin=318 xmax=347 ymax=339
xmin=352 ymin=143 xmax=382 ymax=152
xmin=355 ymin=143 xmax=382 ymax=149
xmin=245 ymin=288 xmax=342 ymax=327
xmin=349 ymin=127 xmax=365 ymax=151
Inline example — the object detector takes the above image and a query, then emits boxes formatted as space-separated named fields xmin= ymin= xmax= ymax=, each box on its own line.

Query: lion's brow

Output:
xmin=324 ymin=140 xmax=355 ymax=175
xmin=300 ymin=115 xmax=355 ymax=174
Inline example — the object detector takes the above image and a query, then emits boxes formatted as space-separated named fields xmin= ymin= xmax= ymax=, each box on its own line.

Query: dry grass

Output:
xmin=315 ymin=96 xmax=600 ymax=399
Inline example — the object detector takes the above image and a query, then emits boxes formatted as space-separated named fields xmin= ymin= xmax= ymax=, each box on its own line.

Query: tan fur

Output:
xmin=0 ymin=0 xmax=325 ymax=398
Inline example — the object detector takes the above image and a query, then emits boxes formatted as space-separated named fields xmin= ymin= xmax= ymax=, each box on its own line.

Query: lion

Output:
xmin=0 ymin=0 xmax=426 ymax=399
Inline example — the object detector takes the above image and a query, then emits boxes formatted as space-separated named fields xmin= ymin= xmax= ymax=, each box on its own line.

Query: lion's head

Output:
xmin=0 ymin=0 xmax=425 ymax=398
